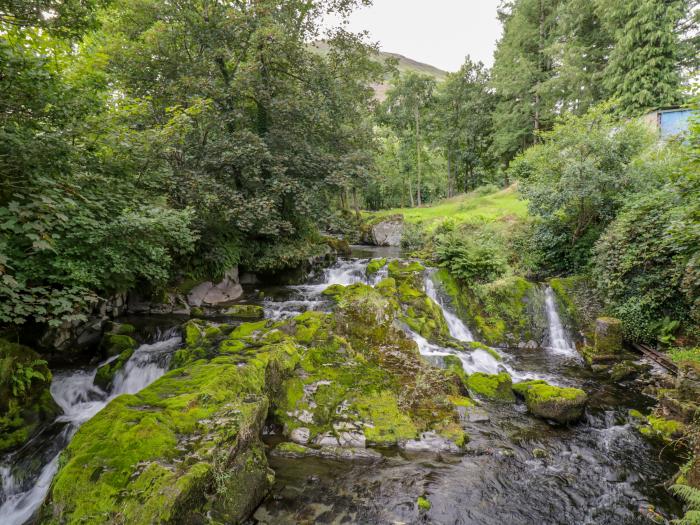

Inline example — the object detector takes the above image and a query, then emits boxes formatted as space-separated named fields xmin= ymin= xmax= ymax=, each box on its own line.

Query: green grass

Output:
xmin=366 ymin=186 xmax=528 ymax=233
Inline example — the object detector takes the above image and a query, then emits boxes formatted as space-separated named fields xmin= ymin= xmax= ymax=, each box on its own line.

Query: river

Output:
xmin=0 ymin=246 xmax=682 ymax=524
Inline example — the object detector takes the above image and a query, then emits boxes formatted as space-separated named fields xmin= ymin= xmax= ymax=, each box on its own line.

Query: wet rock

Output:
xmin=462 ymin=406 xmax=490 ymax=423
xmin=94 ymin=348 xmax=134 ymax=391
xmin=100 ymin=332 xmax=138 ymax=358
xmin=513 ymin=380 xmax=588 ymax=424
xmin=271 ymin=442 xmax=383 ymax=463
xmin=610 ymin=361 xmax=648 ymax=382
xmin=314 ymin=432 xmax=340 ymax=447
xmin=532 ymin=448 xmax=548 ymax=458
xmin=337 ymin=431 xmax=366 ymax=448
xmin=676 ymin=361 xmax=700 ymax=401
xmin=401 ymin=431 xmax=461 ymax=454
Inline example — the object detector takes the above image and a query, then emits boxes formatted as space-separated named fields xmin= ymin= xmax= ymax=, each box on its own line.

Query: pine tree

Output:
xmin=602 ymin=0 xmax=685 ymax=115
xmin=491 ymin=0 xmax=561 ymax=164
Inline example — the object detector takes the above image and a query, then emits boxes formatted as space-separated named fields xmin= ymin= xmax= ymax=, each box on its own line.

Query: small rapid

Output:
xmin=0 ymin=333 xmax=181 ymax=525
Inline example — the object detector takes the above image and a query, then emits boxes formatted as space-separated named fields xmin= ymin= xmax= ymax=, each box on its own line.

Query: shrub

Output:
xmin=435 ymin=232 xmax=507 ymax=284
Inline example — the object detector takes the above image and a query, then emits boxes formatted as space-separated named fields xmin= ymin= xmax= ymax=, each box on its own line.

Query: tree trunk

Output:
xmin=415 ymin=108 xmax=422 ymax=207
xmin=408 ymin=173 xmax=415 ymax=208
xmin=447 ymin=148 xmax=452 ymax=198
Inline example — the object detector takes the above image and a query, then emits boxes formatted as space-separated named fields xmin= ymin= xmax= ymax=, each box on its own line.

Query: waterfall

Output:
xmin=0 ymin=335 xmax=181 ymax=525
xmin=424 ymin=275 xmax=474 ymax=342
xmin=264 ymin=258 xmax=373 ymax=320
xmin=544 ymin=287 xmax=578 ymax=358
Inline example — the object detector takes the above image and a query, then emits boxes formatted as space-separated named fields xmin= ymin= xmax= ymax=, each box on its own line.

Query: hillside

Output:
xmin=311 ymin=41 xmax=448 ymax=100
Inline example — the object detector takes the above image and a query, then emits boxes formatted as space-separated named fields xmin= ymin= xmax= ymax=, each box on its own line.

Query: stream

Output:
xmin=0 ymin=247 xmax=683 ymax=524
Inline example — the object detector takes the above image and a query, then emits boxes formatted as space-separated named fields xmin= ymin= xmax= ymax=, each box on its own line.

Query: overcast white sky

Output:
xmin=334 ymin=0 xmax=503 ymax=71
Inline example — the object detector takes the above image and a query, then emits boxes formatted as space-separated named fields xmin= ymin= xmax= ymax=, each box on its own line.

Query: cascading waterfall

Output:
xmin=0 ymin=335 xmax=181 ymax=525
xmin=264 ymin=258 xmax=374 ymax=320
xmin=544 ymin=286 xmax=579 ymax=358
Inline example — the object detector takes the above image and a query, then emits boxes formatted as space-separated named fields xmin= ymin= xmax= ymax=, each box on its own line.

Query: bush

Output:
xmin=435 ymin=232 xmax=507 ymax=284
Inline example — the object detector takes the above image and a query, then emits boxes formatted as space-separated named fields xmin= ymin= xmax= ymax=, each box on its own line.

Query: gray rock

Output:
xmin=290 ymin=427 xmax=311 ymax=444
xmin=187 ymin=268 xmax=243 ymax=307
xmin=461 ymin=406 xmax=490 ymax=423
xmin=337 ymin=431 xmax=366 ymax=448
xmin=314 ymin=432 xmax=339 ymax=447
xmin=401 ymin=432 xmax=461 ymax=454
xmin=271 ymin=443 xmax=383 ymax=464
xmin=370 ymin=218 xmax=404 ymax=247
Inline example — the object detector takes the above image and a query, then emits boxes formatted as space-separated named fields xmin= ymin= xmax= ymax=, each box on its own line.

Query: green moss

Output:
xmin=466 ymin=372 xmax=515 ymax=402
xmin=101 ymin=333 xmax=138 ymax=357
xmin=417 ymin=496 xmax=432 ymax=511
xmin=275 ymin=442 xmax=309 ymax=455
xmin=647 ymin=416 xmax=685 ymax=440
xmin=48 ymin=335 xmax=300 ymax=524
xmin=112 ymin=323 xmax=136 ymax=335
xmin=629 ymin=409 xmax=646 ymax=420
xmin=224 ymin=304 xmax=265 ymax=319
xmin=443 ymin=355 xmax=469 ymax=388
xmin=355 ymin=391 xmax=418 ymax=446
xmin=366 ymin=258 xmax=387 ymax=276
xmin=190 ymin=306 xmax=205 ymax=318
xmin=94 ymin=348 xmax=135 ymax=391
xmin=388 ymin=260 xmax=425 ymax=281
xmin=512 ymin=380 xmax=588 ymax=423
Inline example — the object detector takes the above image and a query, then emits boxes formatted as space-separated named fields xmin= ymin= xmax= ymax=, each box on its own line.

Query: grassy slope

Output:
xmin=367 ymin=185 xmax=528 ymax=232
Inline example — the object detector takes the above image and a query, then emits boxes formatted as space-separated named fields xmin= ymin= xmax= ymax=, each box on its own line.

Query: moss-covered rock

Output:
xmin=100 ymin=332 xmax=138 ymax=358
xmin=94 ymin=348 xmax=135 ymax=391
xmin=223 ymin=304 xmax=265 ymax=319
xmin=594 ymin=317 xmax=623 ymax=355
xmin=549 ymin=276 xmax=601 ymax=337
xmin=0 ymin=339 xmax=60 ymax=453
xmin=366 ymin=258 xmax=387 ymax=276
xmin=388 ymin=259 xmax=425 ymax=286
xmin=512 ymin=380 xmax=588 ymax=424
xmin=46 ymin=272 xmax=475 ymax=523
xmin=324 ymin=236 xmax=351 ymax=257
xmin=45 ymin=328 xmax=301 ymax=524
xmin=466 ymin=372 xmax=515 ymax=402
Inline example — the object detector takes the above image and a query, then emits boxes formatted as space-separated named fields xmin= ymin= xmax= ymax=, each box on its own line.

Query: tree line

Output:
xmin=361 ymin=0 xmax=698 ymax=210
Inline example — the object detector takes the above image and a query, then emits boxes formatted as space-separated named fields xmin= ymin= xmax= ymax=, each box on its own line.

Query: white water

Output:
xmin=424 ymin=275 xmax=474 ymax=342
xmin=544 ymin=287 xmax=579 ymax=358
xmin=264 ymin=258 xmax=375 ymax=320
xmin=0 ymin=335 xmax=181 ymax=525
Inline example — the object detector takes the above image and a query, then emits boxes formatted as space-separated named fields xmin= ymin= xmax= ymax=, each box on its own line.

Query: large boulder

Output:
xmin=362 ymin=216 xmax=404 ymax=246
xmin=0 ymin=340 xmax=61 ymax=453
xmin=513 ymin=380 xmax=588 ymax=424
xmin=187 ymin=267 xmax=243 ymax=307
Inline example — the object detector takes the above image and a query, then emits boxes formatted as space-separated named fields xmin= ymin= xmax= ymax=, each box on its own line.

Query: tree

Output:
xmin=601 ymin=0 xmax=686 ymax=115
xmin=491 ymin=0 xmax=562 ymax=164
xmin=433 ymin=57 xmax=496 ymax=194
xmin=379 ymin=72 xmax=436 ymax=206
xmin=513 ymin=105 xmax=655 ymax=273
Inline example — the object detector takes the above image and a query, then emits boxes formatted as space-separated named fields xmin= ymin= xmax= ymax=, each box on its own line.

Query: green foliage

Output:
xmin=602 ymin=0 xmax=685 ymax=116
xmin=10 ymin=360 xmax=47 ymax=398
xmin=671 ymin=484 xmax=700 ymax=525
xmin=515 ymin=105 xmax=655 ymax=274
xmin=435 ymin=232 xmax=507 ymax=284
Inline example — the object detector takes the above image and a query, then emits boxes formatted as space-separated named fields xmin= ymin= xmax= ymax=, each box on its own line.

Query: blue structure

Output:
xmin=644 ymin=107 xmax=696 ymax=139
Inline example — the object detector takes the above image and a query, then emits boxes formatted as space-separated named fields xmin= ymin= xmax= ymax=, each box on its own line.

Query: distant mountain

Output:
xmin=310 ymin=41 xmax=448 ymax=101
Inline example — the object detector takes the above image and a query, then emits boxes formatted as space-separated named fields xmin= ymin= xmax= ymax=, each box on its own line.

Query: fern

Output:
xmin=672 ymin=484 xmax=700 ymax=525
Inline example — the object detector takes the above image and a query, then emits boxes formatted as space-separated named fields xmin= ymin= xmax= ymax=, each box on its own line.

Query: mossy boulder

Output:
xmin=100 ymin=332 xmax=138 ymax=358
xmin=0 ymin=339 xmax=60 ymax=453
xmin=512 ymin=380 xmax=588 ymax=424
xmin=388 ymin=260 xmax=425 ymax=286
xmin=466 ymin=372 xmax=515 ymax=402
xmin=323 ymin=236 xmax=351 ymax=256
xmin=366 ymin=258 xmax=387 ymax=276
xmin=45 ymin=328 xmax=301 ymax=524
xmin=94 ymin=348 xmax=135 ymax=391
xmin=224 ymin=304 xmax=265 ymax=319
xmin=594 ymin=317 xmax=623 ymax=355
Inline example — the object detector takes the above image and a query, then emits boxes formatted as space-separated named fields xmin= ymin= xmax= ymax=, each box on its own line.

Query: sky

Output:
xmin=333 ymin=0 xmax=503 ymax=72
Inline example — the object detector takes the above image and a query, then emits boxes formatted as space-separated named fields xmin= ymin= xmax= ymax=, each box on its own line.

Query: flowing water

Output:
xmin=0 ymin=249 xmax=683 ymax=524
xmin=255 ymin=248 xmax=683 ymax=524
xmin=0 ymin=330 xmax=182 ymax=524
